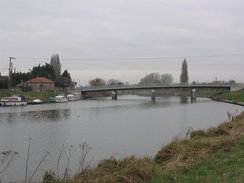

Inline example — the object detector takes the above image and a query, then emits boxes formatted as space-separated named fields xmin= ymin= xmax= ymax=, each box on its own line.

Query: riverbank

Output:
xmin=42 ymin=111 xmax=244 ymax=183
xmin=152 ymin=136 xmax=244 ymax=183
xmin=0 ymin=91 xmax=61 ymax=103
xmin=197 ymin=90 xmax=244 ymax=106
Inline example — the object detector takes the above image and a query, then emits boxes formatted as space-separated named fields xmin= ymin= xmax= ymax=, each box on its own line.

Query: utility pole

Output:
xmin=8 ymin=57 xmax=15 ymax=90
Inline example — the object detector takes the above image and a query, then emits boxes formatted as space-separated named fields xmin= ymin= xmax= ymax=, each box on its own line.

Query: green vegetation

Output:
xmin=151 ymin=137 xmax=244 ymax=183
xmin=42 ymin=112 xmax=244 ymax=183
xmin=0 ymin=91 xmax=61 ymax=102
xmin=221 ymin=91 xmax=244 ymax=103
xmin=196 ymin=90 xmax=222 ymax=98
xmin=197 ymin=90 xmax=244 ymax=103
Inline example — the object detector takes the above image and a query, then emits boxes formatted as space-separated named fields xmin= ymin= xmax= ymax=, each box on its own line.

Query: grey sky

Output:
xmin=0 ymin=0 xmax=243 ymax=85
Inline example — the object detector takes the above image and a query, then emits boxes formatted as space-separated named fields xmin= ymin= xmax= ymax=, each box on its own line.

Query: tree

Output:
xmin=55 ymin=69 xmax=73 ymax=88
xmin=107 ymin=79 xmax=123 ymax=86
xmin=140 ymin=73 xmax=173 ymax=84
xmin=140 ymin=73 xmax=161 ymax=84
xmin=61 ymin=69 xmax=71 ymax=79
xmin=31 ymin=63 xmax=56 ymax=80
xmin=228 ymin=80 xmax=236 ymax=85
xmin=55 ymin=77 xmax=72 ymax=88
xmin=180 ymin=59 xmax=188 ymax=84
xmin=161 ymin=73 xmax=173 ymax=84
xmin=50 ymin=54 xmax=61 ymax=78
xmin=0 ymin=76 xmax=9 ymax=89
xmin=89 ymin=78 xmax=106 ymax=87
xmin=11 ymin=72 xmax=31 ymax=86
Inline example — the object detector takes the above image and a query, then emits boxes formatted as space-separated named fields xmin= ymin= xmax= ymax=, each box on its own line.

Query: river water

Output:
xmin=0 ymin=95 xmax=243 ymax=182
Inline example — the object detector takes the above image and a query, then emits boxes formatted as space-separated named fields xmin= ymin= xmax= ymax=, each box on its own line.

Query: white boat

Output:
xmin=31 ymin=99 xmax=43 ymax=104
xmin=0 ymin=95 xmax=27 ymax=106
xmin=55 ymin=95 xmax=68 ymax=103
xmin=73 ymin=92 xmax=81 ymax=100
xmin=66 ymin=94 xmax=75 ymax=101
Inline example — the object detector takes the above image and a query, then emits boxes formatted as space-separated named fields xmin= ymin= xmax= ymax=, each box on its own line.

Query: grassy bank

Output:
xmin=213 ymin=91 xmax=244 ymax=103
xmin=151 ymin=136 xmax=244 ymax=183
xmin=43 ymin=112 xmax=244 ymax=183
xmin=197 ymin=90 xmax=244 ymax=105
xmin=0 ymin=91 xmax=61 ymax=103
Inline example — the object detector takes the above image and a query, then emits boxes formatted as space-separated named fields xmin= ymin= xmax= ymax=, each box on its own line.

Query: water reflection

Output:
xmin=180 ymin=96 xmax=188 ymax=104
xmin=0 ymin=109 xmax=71 ymax=125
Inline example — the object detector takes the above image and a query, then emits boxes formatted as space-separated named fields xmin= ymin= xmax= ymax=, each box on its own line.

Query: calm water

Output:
xmin=0 ymin=95 xmax=243 ymax=182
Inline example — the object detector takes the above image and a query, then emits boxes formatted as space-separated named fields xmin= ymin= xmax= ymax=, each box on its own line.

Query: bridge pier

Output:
xmin=151 ymin=90 xmax=156 ymax=103
xmin=81 ymin=92 xmax=88 ymax=99
xmin=112 ymin=91 xmax=118 ymax=100
xmin=191 ymin=89 xmax=196 ymax=102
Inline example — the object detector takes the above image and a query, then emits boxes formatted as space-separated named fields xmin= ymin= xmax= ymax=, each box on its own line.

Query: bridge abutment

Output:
xmin=151 ymin=90 xmax=156 ymax=103
xmin=81 ymin=92 xmax=88 ymax=99
xmin=191 ymin=89 xmax=196 ymax=102
xmin=112 ymin=91 xmax=118 ymax=100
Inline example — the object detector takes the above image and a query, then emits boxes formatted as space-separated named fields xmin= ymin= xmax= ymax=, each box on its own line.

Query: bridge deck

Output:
xmin=80 ymin=85 xmax=231 ymax=93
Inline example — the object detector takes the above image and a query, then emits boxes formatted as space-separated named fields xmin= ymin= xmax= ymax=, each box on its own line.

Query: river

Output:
xmin=0 ymin=95 xmax=243 ymax=182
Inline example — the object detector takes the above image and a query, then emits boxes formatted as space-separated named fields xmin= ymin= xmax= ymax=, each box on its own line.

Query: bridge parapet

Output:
xmin=80 ymin=84 xmax=232 ymax=93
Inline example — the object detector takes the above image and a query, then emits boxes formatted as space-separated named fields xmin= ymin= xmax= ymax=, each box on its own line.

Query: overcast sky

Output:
xmin=0 ymin=0 xmax=243 ymax=85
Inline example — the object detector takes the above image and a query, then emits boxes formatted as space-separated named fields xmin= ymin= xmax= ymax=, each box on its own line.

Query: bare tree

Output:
xmin=89 ymin=78 xmax=106 ymax=87
xmin=140 ymin=73 xmax=173 ymax=85
xmin=140 ymin=73 xmax=161 ymax=84
xmin=107 ymin=79 xmax=123 ymax=86
xmin=161 ymin=73 xmax=173 ymax=84
xmin=180 ymin=59 xmax=188 ymax=84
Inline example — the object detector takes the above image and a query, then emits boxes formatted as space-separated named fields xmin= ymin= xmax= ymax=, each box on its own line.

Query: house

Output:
xmin=24 ymin=77 xmax=55 ymax=92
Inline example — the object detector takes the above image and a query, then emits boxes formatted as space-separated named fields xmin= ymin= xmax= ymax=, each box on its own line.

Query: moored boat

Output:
xmin=28 ymin=99 xmax=43 ymax=104
xmin=66 ymin=94 xmax=75 ymax=101
xmin=0 ymin=95 xmax=27 ymax=106
xmin=73 ymin=92 xmax=81 ymax=100
xmin=55 ymin=95 xmax=68 ymax=103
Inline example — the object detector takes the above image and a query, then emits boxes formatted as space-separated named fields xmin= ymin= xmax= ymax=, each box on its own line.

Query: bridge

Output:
xmin=80 ymin=84 xmax=238 ymax=101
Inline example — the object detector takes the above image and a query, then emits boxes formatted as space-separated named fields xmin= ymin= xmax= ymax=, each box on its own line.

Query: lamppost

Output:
xmin=9 ymin=57 xmax=15 ymax=90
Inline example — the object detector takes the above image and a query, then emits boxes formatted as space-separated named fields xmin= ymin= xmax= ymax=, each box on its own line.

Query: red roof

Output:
xmin=26 ymin=77 xmax=54 ymax=83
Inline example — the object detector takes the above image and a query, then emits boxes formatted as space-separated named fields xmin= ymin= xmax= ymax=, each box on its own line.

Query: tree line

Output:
xmin=10 ymin=54 xmax=72 ymax=89
xmin=88 ymin=59 xmax=188 ymax=87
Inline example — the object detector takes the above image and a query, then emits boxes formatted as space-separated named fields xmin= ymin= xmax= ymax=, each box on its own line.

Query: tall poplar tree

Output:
xmin=50 ymin=54 xmax=61 ymax=78
xmin=180 ymin=59 xmax=188 ymax=84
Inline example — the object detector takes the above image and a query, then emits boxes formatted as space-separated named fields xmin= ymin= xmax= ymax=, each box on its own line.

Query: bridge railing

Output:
xmin=80 ymin=83 xmax=234 ymax=91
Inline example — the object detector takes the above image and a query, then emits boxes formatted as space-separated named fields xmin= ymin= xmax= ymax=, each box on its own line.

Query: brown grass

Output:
xmin=71 ymin=157 xmax=163 ymax=183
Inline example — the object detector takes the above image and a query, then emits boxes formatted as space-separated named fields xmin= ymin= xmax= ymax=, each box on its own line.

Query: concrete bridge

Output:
xmin=80 ymin=84 xmax=238 ymax=101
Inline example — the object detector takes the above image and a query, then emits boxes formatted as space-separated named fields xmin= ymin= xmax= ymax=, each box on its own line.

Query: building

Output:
xmin=23 ymin=77 xmax=55 ymax=92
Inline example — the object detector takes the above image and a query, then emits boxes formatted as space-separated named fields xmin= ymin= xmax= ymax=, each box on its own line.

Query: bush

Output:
xmin=42 ymin=171 xmax=56 ymax=183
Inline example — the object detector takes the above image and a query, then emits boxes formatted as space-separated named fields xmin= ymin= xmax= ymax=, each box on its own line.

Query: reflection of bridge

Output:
xmin=80 ymin=84 xmax=238 ymax=101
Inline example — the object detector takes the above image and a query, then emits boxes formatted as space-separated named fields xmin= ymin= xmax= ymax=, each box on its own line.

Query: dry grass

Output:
xmin=71 ymin=157 xmax=163 ymax=183
xmin=155 ymin=112 xmax=244 ymax=168
xmin=43 ymin=112 xmax=244 ymax=183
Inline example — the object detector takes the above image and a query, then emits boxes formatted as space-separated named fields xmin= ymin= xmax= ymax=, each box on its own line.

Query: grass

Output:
xmin=151 ymin=137 xmax=244 ymax=183
xmin=222 ymin=91 xmax=244 ymax=103
xmin=0 ymin=91 xmax=61 ymax=102
xmin=197 ymin=90 xmax=244 ymax=103
xmin=196 ymin=90 xmax=222 ymax=98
